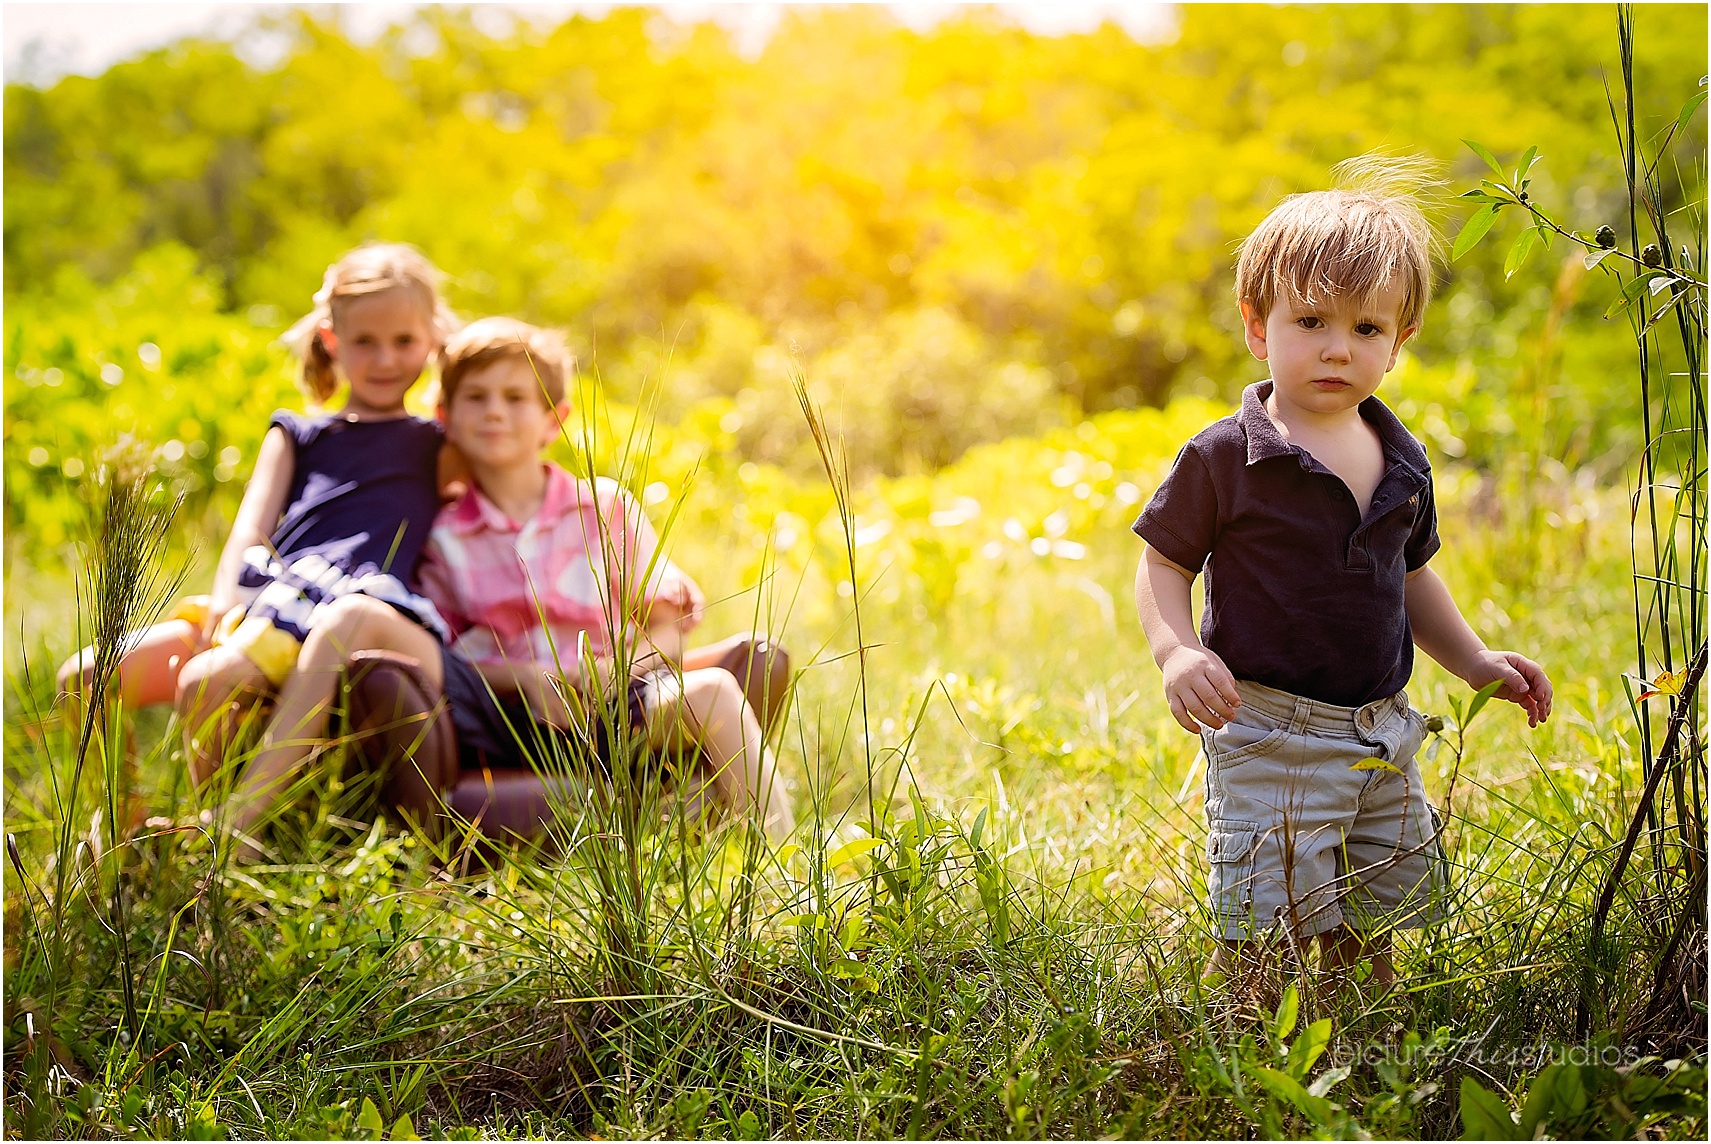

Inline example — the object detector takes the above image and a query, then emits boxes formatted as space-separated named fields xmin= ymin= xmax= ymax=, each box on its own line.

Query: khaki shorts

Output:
xmin=1201 ymin=680 xmax=1446 ymax=941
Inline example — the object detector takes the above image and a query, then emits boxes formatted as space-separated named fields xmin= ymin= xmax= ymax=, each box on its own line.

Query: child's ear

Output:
xmin=536 ymin=401 xmax=572 ymax=448
xmin=1239 ymin=299 xmax=1269 ymax=361
xmin=1386 ymin=324 xmax=1419 ymax=371
xmin=317 ymin=320 xmax=339 ymax=360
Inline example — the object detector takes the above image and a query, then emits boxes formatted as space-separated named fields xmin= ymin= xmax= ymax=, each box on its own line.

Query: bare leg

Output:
xmin=646 ymin=667 xmax=794 ymax=842
xmin=60 ymin=618 xmax=206 ymax=714
xmin=175 ymin=646 xmax=275 ymax=787
xmin=224 ymin=597 xmax=443 ymax=845
xmin=678 ymin=634 xmax=792 ymax=735
xmin=1318 ymin=926 xmax=1394 ymax=993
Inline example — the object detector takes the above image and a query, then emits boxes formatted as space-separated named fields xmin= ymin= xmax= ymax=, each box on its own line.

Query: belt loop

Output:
xmin=1290 ymin=696 xmax=1311 ymax=736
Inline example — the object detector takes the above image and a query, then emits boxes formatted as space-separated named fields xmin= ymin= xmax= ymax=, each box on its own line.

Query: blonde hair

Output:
xmin=438 ymin=317 xmax=572 ymax=408
xmin=282 ymin=243 xmax=460 ymax=403
xmin=1235 ymin=154 xmax=1442 ymax=332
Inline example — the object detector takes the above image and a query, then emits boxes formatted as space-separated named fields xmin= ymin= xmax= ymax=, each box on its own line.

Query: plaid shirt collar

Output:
xmin=442 ymin=463 xmax=584 ymax=537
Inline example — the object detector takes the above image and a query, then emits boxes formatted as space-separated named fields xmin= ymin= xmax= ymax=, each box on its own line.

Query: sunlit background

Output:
xmin=6 ymin=4 xmax=1704 ymax=523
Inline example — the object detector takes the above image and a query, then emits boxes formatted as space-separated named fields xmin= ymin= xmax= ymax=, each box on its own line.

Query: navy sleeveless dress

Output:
xmin=235 ymin=411 xmax=449 ymax=652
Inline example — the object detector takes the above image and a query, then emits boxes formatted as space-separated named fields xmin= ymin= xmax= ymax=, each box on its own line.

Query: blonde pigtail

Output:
xmin=302 ymin=327 xmax=339 ymax=404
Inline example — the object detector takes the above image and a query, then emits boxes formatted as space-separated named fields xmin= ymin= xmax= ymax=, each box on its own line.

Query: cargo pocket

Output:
xmin=1204 ymin=715 xmax=1287 ymax=769
xmin=1206 ymin=820 xmax=1260 ymax=932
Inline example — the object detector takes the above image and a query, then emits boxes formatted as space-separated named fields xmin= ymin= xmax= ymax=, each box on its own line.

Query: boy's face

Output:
xmin=440 ymin=358 xmax=565 ymax=472
xmin=1241 ymin=280 xmax=1416 ymax=418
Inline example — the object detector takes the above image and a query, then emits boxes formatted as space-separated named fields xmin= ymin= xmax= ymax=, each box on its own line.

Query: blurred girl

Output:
xmin=63 ymin=243 xmax=460 ymax=849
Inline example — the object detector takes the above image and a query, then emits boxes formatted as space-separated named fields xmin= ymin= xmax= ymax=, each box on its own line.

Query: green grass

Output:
xmin=4 ymin=393 xmax=1706 ymax=1140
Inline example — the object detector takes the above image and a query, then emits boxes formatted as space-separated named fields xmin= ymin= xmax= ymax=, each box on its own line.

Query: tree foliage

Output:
xmin=4 ymin=4 xmax=1706 ymax=498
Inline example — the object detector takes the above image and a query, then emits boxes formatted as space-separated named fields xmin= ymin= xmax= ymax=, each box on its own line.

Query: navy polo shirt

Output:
xmin=1133 ymin=380 xmax=1440 ymax=707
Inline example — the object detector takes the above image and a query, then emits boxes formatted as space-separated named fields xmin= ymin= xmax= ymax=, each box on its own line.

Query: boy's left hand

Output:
xmin=1463 ymin=650 xmax=1553 ymax=727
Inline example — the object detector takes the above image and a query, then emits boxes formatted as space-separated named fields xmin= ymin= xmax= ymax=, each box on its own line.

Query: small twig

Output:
xmin=1577 ymin=642 xmax=1706 ymax=1038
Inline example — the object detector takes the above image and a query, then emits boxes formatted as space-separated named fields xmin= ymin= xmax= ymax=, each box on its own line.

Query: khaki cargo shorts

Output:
xmin=1201 ymin=680 xmax=1447 ymax=941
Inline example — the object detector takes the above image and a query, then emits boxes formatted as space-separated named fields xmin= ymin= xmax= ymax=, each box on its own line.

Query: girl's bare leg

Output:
xmin=224 ymin=597 xmax=443 ymax=844
xmin=175 ymin=646 xmax=275 ymax=786
xmin=646 ymin=667 xmax=794 ymax=842
xmin=60 ymin=619 xmax=205 ymax=713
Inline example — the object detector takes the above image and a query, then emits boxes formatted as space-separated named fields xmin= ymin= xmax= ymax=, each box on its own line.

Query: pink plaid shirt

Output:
xmin=417 ymin=464 xmax=703 ymax=670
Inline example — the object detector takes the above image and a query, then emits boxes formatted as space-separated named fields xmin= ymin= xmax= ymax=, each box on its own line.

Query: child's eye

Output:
xmin=1357 ymin=323 xmax=1383 ymax=336
xmin=1297 ymin=316 xmax=1323 ymax=329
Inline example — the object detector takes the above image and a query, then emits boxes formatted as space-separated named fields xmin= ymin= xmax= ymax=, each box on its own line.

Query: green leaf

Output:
xmin=1604 ymin=272 xmax=1656 ymax=319
xmin=1463 ymin=139 xmax=1506 ymax=177
xmin=1676 ymin=90 xmax=1707 ymax=135
xmin=1514 ymin=145 xmax=1540 ymax=182
xmin=390 ymin=1113 xmax=421 ymax=1141
xmin=1464 ymin=679 xmax=1505 ymax=726
xmin=824 ymin=952 xmax=868 ymax=977
xmin=826 ymin=836 xmax=886 ymax=867
xmin=970 ymin=806 xmax=987 ymax=850
xmin=1285 ymin=1017 xmax=1332 ymax=1078
xmin=1550 ymin=1062 xmax=1589 ymax=1117
xmin=1534 ymin=222 xmax=1551 ymax=251
xmin=1649 ymin=273 xmax=1675 ymax=295
xmin=1503 ymin=226 xmax=1539 ymax=279
xmin=1308 ymin=1064 xmax=1351 ymax=1099
xmin=1516 ymin=1065 xmax=1562 ymax=1138
xmin=1459 ymin=1077 xmax=1520 ymax=1139
xmin=357 ymin=1097 xmax=386 ymax=1138
xmin=1584 ymin=247 xmax=1618 ymax=271
xmin=1452 ymin=204 xmax=1501 ymax=261
xmin=1253 ymin=1066 xmax=1337 ymax=1125
xmin=1351 ymin=756 xmax=1403 ymax=774
xmin=1273 ymin=983 xmax=1299 ymax=1041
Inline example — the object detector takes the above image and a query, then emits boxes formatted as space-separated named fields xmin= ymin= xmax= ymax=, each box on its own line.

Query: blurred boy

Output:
xmin=1132 ymin=163 xmax=1551 ymax=992
xmin=417 ymin=317 xmax=795 ymax=841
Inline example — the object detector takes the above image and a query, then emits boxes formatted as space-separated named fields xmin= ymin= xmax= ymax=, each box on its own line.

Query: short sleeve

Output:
xmin=1132 ymin=442 xmax=1221 ymax=572
xmin=415 ymin=530 xmax=471 ymax=638
xmin=593 ymin=480 xmax=661 ymax=608
xmin=648 ymin=558 xmax=707 ymax=632
xmin=268 ymin=410 xmax=321 ymax=451
xmin=1404 ymin=474 xmax=1441 ymax=571
xmin=595 ymin=481 xmax=706 ymax=630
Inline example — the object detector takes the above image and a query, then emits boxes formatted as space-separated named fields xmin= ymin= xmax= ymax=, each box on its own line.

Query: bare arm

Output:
xmin=474 ymin=661 xmax=575 ymax=729
xmin=1135 ymin=546 xmax=1241 ymax=733
xmin=1405 ymin=565 xmax=1552 ymax=726
xmin=207 ymin=427 xmax=294 ymax=626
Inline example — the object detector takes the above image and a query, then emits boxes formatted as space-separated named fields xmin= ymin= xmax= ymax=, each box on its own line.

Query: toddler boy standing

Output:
xmin=1133 ymin=170 xmax=1551 ymax=990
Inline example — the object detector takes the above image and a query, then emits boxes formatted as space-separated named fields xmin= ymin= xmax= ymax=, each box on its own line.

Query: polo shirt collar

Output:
xmin=1237 ymin=380 xmax=1429 ymax=476
xmin=445 ymin=463 xmax=583 ymax=536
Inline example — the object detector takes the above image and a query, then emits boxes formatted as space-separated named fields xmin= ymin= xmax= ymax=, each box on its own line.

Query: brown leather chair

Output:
xmin=342 ymin=635 xmax=792 ymax=848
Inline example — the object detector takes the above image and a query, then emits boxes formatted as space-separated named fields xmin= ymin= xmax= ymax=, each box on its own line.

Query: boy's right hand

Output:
xmin=1161 ymin=644 xmax=1242 ymax=734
